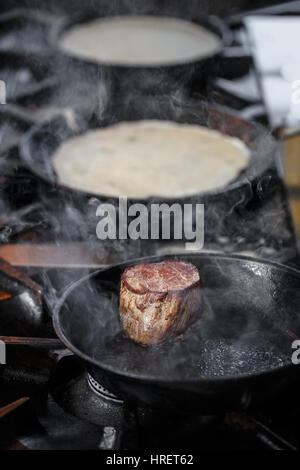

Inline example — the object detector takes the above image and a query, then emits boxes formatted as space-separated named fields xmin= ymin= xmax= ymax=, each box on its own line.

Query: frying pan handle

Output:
xmin=0 ymin=397 xmax=29 ymax=420
xmin=0 ymin=335 xmax=65 ymax=349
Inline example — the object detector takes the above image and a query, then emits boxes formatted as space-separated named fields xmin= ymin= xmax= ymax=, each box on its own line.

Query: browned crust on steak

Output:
xmin=120 ymin=260 xmax=202 ymax=345
xmin=122 ymin=260 xmax=200 ymax=294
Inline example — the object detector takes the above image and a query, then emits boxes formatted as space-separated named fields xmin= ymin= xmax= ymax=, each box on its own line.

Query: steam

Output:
xmin=5 ymin=76 xmax=296 ymax=314
xmin=0 ymin=4 xmax=298 ymax=383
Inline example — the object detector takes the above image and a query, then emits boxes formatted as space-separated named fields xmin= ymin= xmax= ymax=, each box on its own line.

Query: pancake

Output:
xmin=59 ymin=15 xmax=222 ymax=66
xmin=52 ymin=120 xmax=250 ymax=198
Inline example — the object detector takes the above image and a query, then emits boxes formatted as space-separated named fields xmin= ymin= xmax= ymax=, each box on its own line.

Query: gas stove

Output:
xmin=1 ymin=347 xmax=299 ymax=450
xmin=0 ymin=2 xmax=299 ymax=452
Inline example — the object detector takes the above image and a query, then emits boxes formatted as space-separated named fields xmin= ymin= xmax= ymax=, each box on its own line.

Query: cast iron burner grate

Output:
xmin=3 ymin=352 xmax=298 ymax=450
xmin=87 ymin=374 xmax=123 ymax=404
xmin=0 ymin=322 xmax=299 ymax=450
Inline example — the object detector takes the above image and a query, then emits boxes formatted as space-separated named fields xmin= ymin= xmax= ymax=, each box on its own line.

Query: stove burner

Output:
xmin=87 ymin=374 xmax=123 ymax=404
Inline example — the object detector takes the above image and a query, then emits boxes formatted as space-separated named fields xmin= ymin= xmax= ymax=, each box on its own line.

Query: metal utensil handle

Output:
xmin=0 ymin=335 xmax=64 ymax=349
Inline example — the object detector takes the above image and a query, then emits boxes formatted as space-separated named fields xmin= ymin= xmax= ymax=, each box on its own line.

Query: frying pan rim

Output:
xmin=48 ymin=13 xmax=231 ymax=69
xmin=19 ymin=103 xmax=276 ymax=203
xmin=53 ymin=252 xmax=300 ymax=386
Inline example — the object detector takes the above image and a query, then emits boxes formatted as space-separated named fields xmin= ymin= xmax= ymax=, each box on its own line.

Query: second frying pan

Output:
xmin=48 ymin=2 xmax=232 ymax=95
xmin=19 ymin=97 xmax=281 ymax=253
xmin=20 ymin=98 xmax=278 ymax=203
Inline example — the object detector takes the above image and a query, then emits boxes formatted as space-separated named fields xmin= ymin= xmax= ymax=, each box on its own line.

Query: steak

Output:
xmin=119 ymin=260 xmax=201 ymax=345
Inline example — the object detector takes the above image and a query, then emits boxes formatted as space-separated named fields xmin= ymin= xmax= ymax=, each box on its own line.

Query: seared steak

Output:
xmin=120 ymin=260 xmax=201 ymax=345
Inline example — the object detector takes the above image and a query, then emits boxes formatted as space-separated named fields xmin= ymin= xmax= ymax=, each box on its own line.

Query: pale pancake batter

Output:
xmin=59 ymin=15 xmax=222 ymax=66
xmin=52 ymin=120 xmax=249 ymax=198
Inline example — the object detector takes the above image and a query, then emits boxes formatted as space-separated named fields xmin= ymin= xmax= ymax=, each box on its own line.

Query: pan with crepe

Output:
xmin=20 ymin=97 xmax=276 ymax=205
xmin=48 ymin=3 xmax=232 ymax=94
xmin=19 ymin=97 xmax=278 ymax=247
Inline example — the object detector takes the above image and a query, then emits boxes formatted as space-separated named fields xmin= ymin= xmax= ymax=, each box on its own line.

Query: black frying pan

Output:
xmin=48 ymin=2 xmax=232 ymax=95
xmin=19 ymin=97 xmax=278 ymax=206
xmin=53 ymin=253 xmax=300 ymax=413
xmin=19 ymin=97 xmax=280 ymax=249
